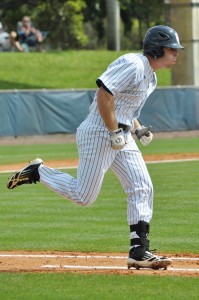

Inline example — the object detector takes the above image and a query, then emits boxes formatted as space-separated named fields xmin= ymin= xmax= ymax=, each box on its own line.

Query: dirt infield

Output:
xmin=0 ymin=251 xmax=198 ymax=277
xmin=1 ymin=153 xmax=199 ymax=173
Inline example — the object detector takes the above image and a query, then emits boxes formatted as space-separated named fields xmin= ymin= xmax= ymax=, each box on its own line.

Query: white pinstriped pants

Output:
xmin=39 ymin=123 xmax=153 ymax=225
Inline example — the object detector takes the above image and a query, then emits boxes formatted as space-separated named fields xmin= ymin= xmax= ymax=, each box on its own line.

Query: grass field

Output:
xmin=1 ymin=137 xmax=199 ymax=165
xmin=1 ymin=160 xmax=199 ymax=254
xmin=0 ymin=137 xmax=198 ymax=299
xmin=0 ymin=273 xmax=198 ymax=300
xmin=0 ymin=51 xmax=171 ymax=89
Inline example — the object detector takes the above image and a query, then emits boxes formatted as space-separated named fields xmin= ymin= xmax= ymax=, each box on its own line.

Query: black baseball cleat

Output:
xmin=7 ymin=158 xmax=43 ymax=189
xmin=127 ymin=250 xmax=172 ymax=270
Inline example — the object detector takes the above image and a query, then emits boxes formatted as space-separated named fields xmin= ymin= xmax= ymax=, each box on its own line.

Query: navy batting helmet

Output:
xmin=143 ymin=25 xmax=184 ymax=58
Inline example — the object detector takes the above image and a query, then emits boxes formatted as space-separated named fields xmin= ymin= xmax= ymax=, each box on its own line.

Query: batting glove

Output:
xmin=135 ymin=126 xmax=153 ymax=146
xmin=109 ymin=128 xmax=126 ymax=150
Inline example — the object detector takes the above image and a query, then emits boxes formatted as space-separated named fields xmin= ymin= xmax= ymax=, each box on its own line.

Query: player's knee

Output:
xmin=127 ymin=181 xmax=153 ymax=201
xmin=143 ymin=182 xmax=153 ymax=199
xmin=77 ymin=199 xmax=94 ymax=207
xmin=148 ymin=180 xmax=153 ymax=195
xmin=80 ymin=201 xmax=92 ymax=207
xmin=77 ymin=192 xmax=97 ymax=207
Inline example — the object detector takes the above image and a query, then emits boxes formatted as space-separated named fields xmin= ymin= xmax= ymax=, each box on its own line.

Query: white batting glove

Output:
xmin=109 ymin=128 xmax=126 ymax=150
xmin=135 ymin=126 xmax=153 ymax=146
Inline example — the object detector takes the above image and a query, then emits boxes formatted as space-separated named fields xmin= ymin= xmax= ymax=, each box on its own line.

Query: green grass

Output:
xmin=0 ymin=51 xmax=171 ymax=89
xmin=1 ymin=161 xmax=199 ymax=253
xmin=0 ymin=143 xmax=78 ymax=165
xmin=0 ymin=139 xmax=198 ymax=300
xmin=0 ymin=136 xmax=198 ymax=165
xmin=1 ymin=137 xmax=198 ymax=253
xmin=139 ymin=137 xmax=199 ymax=155
xmin=149 ymin=161 xmax=198 ymax=253
xmin=0 ymin=273 xmax=198 ymax=300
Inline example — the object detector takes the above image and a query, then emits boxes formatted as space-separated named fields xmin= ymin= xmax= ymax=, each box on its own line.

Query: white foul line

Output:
xmin=42 ymin=265 xmax=127 ymax=270
xmin=41 ymin=265 xmax=199 ymax=272
xmin=1 ymin=253 xmax=198 ymax=272
xmin=1 ymin=157 xmax=199 ymax=174
xmin=0 ymin=166 xmax=78 ymax=174
xmin=0 ymin=254 xmax=198 ymax=261
xmin=146 ymin=158 xmax=199 ymax=164
xmin=0 ymin=254 xmax=127 ymax=259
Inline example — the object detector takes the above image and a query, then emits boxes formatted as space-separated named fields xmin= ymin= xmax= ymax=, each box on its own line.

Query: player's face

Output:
xmin=162 ymin=47 xmax=180 ymax=68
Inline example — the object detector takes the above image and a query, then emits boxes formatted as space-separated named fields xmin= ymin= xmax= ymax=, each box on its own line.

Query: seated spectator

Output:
xmin=10 ymin=16 xmax=43 ymax=52
xmin=0 ymin=22 xmax=11 ymax=52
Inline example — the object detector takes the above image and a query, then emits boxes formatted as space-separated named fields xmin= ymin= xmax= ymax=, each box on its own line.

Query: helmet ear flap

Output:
xmin=144 ymin=46 xmax=164 ymax=59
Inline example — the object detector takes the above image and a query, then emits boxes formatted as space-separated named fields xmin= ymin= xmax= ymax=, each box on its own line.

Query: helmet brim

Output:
xmin=165 ymin=43 xmax=184 ymax=50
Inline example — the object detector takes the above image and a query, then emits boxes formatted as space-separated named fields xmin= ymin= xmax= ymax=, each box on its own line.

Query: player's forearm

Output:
xmin=133 ymin=119 xmax=141 ymax=130
xmin=97 ymin=86 xmax=118 ymax=131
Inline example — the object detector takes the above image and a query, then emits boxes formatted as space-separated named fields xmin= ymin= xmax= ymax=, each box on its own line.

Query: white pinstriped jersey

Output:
xmin=89 ymin=53 xmax=157 ymax=127
xmin=39 ymin=52 xmax=155 ymax=226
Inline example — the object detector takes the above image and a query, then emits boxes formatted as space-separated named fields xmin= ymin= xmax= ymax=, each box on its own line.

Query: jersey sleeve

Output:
xmin=96 ymin=58 xmax=143 ymax=95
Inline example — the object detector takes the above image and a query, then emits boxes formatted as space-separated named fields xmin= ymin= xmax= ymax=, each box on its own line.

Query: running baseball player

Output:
xmin=7 ymin=25 xmax=184 ymax=270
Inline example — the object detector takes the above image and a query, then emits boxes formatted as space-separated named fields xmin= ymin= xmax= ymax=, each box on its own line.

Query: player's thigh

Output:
xmin=111 ymin=141 xmax=152 ymax=192
xmin=76 ymin=128 xmax=116 ymax=193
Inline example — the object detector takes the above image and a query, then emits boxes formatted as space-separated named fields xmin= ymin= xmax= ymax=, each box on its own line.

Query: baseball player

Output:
xmin=7 ymin=25 xmax=184 ymax=270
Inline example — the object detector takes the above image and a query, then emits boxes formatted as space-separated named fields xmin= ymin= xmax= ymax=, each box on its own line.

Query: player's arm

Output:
xmin=133 ymin=119 xmax=153 ymax=146
xmin=133 ymin=119 xmax=141 ymax=130
xmin=97 ymin=86 xmax=117 ymax=131
xmin=97 ymin=86 xmax=126 ymax=150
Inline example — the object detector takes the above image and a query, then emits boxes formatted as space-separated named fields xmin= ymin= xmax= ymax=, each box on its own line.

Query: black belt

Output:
xmin=118 ymin=123 xmax=129 ymax=132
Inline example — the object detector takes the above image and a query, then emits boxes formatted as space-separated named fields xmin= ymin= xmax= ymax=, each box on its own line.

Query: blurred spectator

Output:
xmin=10 ymin=16 xmax=43 ymax=52
xmin=0 ymin=22 xmax=12 ymax=52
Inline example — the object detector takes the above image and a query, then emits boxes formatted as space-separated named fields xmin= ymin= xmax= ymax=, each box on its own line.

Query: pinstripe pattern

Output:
xmin=91 ymin=53 xmax=157 ymax=126
xmin=40 ymin=127 xmax=117 ymax=206
xmin=110 ymin=134 xmax=153 ymax=225
xmin=39 ymin=52 xmax=156 ymax=225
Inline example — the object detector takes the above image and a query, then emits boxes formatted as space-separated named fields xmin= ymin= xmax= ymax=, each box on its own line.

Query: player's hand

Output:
xmin=109 ymin=128 xmax=126 ymax=150
xmin=135 ymin=126 xmax=153 ymax=146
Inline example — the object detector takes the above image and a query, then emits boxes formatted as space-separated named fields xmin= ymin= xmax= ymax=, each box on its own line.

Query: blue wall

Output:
xmin=0 ymin=87 xmax=199 ymax=136
xmin=139 ymin=87 xmax=199 ymax=131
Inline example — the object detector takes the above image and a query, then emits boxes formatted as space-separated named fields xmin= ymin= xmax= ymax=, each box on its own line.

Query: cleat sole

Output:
xmin=127 ymin=259 xmax=172 ymax=270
